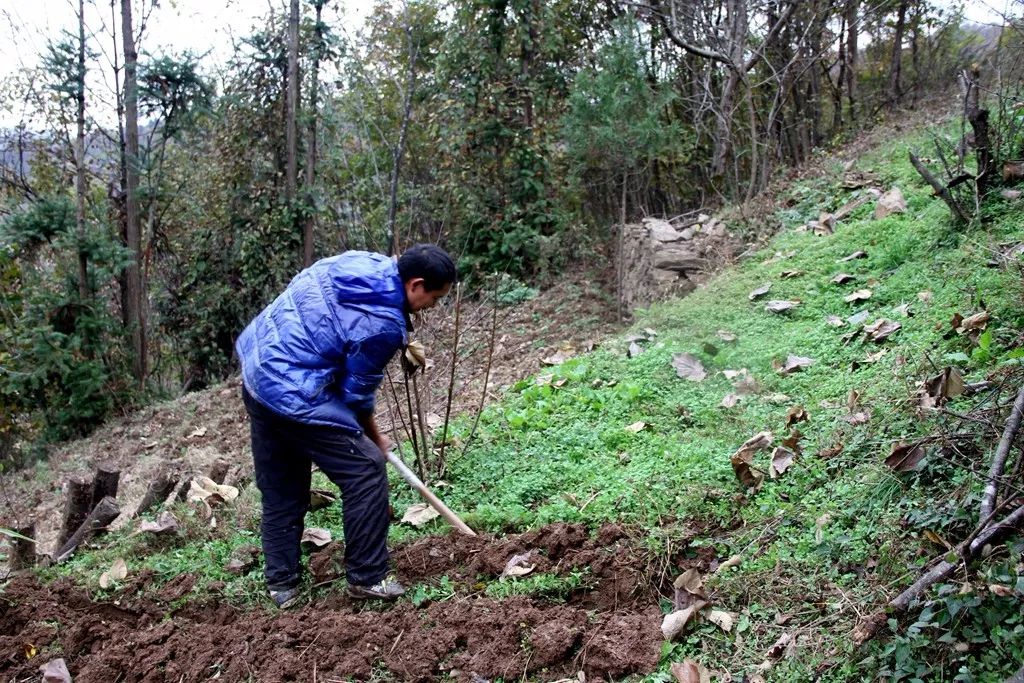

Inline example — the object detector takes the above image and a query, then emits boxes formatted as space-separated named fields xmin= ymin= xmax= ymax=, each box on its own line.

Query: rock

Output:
xmin=644 ymin=218 xmax=681 ymax=242
xmin=874 ymin=187 xmax=906 ymax=218
xmin=654 ymin=247 xmax=708 ymax=271
xmin=704 ymin=220 xmax=727 ymax=238
xmin=1002 ymin=189 xmax=1022 ymax=200
xmin=680 ymin=227 xmax=696 ymax=240
xmin=697 ymin=213 xmax=710 ymax=223
xmin=651 ymin=268 xmax=681 ymax=284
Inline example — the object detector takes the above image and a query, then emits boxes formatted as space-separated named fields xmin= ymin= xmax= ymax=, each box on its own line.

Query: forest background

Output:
xmin=1 ymin=0 xmax=1022 ymax=468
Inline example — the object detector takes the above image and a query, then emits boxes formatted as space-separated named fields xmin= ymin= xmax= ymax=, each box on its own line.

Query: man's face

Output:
xmin=405 ymin=279 xmax=452 ymax=312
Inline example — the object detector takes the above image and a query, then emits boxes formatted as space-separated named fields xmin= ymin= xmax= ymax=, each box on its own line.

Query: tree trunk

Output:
xmin=75 ymin=0 xmax=88 ymax=301
xmin=9 ymin=523 xmax=36 ymax=571
xmin=286 ymin=0 xmax=300 ymax=209
xmin=58 ymin=477 xmax=93 ymax=548
xmin=121 ymin=0 xmax=147 ymax=383
xmin=833 ymin=12 xmax=847 ymax=132
xmin=54 ymin=497 xmax=120 ymax=563
xmin=302 ymin=0 xmax=325 ymax=268
xmin=91 ymin=464 xmax=121 ymax=507
xmin=845 ymin=0 xmax=858 ymax=121
xmin=386 ymin=7 xmax=420 ymax=257
xmin=888 ymin=0 xmax=908 ymax=106
xmin=134 ymin=469 xmax=179 ymax=517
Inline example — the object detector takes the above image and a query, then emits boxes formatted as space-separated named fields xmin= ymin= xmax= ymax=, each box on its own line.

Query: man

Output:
xmin=235 ymin=244 xmax=455 ymax=607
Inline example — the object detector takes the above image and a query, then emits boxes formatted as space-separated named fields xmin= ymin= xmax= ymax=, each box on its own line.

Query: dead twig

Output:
xmin=981 ymin=383 xmax=1024 ymax=521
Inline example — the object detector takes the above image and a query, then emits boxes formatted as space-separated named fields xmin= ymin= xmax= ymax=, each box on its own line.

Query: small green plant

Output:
xmin=482 ymin=569 xmax=590 ymax=601
xmin=408 ymin=576 xmax=457 ymax=607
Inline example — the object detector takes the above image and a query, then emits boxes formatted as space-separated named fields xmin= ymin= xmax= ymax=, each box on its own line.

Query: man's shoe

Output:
xmin=347 ymin=576 xmax=406 ymax=600
xmin=268 ymin=586 xmax=301 ymax=609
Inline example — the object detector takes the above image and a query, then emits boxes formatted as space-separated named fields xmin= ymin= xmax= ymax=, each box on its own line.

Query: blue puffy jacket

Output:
xmin=235 ymin=251 xmax=410 ymax=434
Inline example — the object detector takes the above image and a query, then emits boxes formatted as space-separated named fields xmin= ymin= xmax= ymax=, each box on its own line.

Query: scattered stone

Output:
xmin=874 ymin=187 xmax=907 ymax=218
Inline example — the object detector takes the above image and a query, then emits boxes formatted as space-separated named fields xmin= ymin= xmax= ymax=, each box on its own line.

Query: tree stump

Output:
xmin=134 ymin=469 xmax=179 ymax=517
xmin=207 ymin=458 xmax=230 ymax=485
xmin=54 ymin=496 xmax=120 ymax=562
xmin=8 ymin=523 xmax=36 ymax=570
xmin=58 ymin=476 xmax=93 ymax=548
xmin=91 ymin=464 xmax=120 ymax=507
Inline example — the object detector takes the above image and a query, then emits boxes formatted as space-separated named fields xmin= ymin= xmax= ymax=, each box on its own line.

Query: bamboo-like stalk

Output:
xmin=438 ymin=283 xmax=463 ymax=477
xmin=460 ymin=278 xmax=499 ymax=461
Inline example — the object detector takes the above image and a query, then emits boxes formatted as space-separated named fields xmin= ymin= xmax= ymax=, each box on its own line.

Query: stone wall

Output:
xmin=619 ymin=213 xmax=742 ymax=316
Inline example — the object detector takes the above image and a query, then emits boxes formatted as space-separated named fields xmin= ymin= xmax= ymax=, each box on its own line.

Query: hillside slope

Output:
xmin=2 ymin=115 xmax=1024 ymax=682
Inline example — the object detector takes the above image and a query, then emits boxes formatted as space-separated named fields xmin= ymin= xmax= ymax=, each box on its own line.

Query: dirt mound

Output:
xmin=0 ymin=523 xmax=683 ymax=681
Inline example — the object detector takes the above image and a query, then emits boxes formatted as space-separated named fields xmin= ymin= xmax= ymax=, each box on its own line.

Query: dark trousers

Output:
xmin=243 ymin=387 xmax=391 ymax=590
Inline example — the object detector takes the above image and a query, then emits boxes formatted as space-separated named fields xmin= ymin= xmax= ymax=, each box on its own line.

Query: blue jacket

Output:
xmin=235 ymin=251 xmax=410 ymax=434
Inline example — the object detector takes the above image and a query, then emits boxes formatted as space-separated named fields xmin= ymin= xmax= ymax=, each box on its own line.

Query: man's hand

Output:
xmin=358 ymin=414 xmax=391 ymax=455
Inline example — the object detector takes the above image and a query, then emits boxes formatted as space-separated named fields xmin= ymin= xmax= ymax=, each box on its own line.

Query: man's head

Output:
xmin=397 ymin=244 xmax=456 ymax=311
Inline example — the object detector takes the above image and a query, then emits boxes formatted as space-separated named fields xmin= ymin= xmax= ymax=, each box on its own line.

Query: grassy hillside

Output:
xmin=36 ymin=123 xmax=1024 ymax=681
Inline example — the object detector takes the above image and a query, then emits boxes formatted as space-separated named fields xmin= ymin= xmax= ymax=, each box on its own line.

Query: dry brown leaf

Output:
xmin=99 ymin=558 xmax=128 ymax=589
xmin=831 ymin=272 xmax=855 ymax=285
xmin=818 ymin=443 xmax=844 ymax=459
xmin=826 ymin=315 xmax=845 ymax=327
xmin=923 ymin=529 xmax=952 ymax=550
xmin=672 ymin=353 xmax=707 ymax=382
xmin=784 ymin=405 xmax=809 ymax=429
xmin=989 ymin=584 xmax=1015 ymax=597
xmin=721 ymin=393 xmax=740 ymax=408
xmin=845 ymin=410 xmax=871 ymax=425
xmin=300 ymin=527 xmax=332 ymax=547
xmin=766 ymin=632 xmax=795 ymax=659
xmin=541 ymin=349 xmax=574 ymax=366
xmin=749 ymin=282 xmax=772 ymax=300
xmin=401 ymin=503 xmax=440 ymax=527
xmin=706 ymin=609 xmax=735 ymax=632
xmin=777 ymin=355 xmax=814 ymax=375
xmin=661 ymin=600 xmax=708 ymax=641
xmin=781 ymin=269 xmax=803 ymax=278
xmin=847 ymin=389 xmax=860 ymax=412
xmin=716 ymin=554 xmax=742 ymax=573
xmin=863 ymin=349 xmax=888 ymax=363
xmin=138 ymin=511 xmax=179 ymax=535
xmin=921 ymin=367 xmax=965 ymax=410
xmin=188 ymin=426 xmax=207 ymax=438
xmin=39 ymin=659 xmax=72 ymax=683
xmin=770 ymin=447 xmax=796 ymax=478
xmin=501 ymin=552 xmax=537 ymax=579
xmin=765 ymin=300 xmax=801 ymax=313
xmin=837 ymin=250 xmax=868 ymax=262
xmin=670 ymin=660 xmax=710 ymax=683
xmin=864 ymin=318 xmax=901 ymax=342
xmin=956 ymin=310 xmax=990 ymax=334
xmin=716 ymin=330 xmax=738 ymax=342
xmin=895 ymin=303 xmax=912 ymax=317
xmin=734 ymin=375 xmax=761 ymax=395
xmin=781 ymin=429 xmax=803 ymax=454
xmin=730 ymin=432 xmax=773 ymax=490
xmin=187 ymin=477 xmax=239 ymax=506
xmin=722 ymin=368 xmax=748 ymax=380
xmin=885 ymin=441 xmax=927 ymax=472
xmin=673 ymin=568 xmax=706 ymax=610
xmin=918 ymin=290 xmax=933 ymax=302
xmin=844 ymin=289 xmax=873 ymax=303
xmin=625 ymin=421 xmax=648 ymax=433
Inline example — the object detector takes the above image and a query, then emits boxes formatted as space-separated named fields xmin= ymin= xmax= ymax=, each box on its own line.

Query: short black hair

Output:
xmin=397 ymin=244 xmax=457 ymax=291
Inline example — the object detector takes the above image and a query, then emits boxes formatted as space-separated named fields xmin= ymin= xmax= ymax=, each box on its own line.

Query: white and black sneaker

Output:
xmin=347 ymin=576 xmax=405 ymax=601
xmin=268 ymin=586 xmax=301 ymax=609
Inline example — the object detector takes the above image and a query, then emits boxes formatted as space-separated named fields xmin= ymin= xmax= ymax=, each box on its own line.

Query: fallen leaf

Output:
xmin=844 ymin=410 xmax=871 ymax=425
xmin=784 ymin=405 xmax=809 ymax=429
xmin=187 ymin=477 xmax=239 ymax=506
xmin=501 ymin=552 xmax=536 ymax=579
xmin=644 ymin=328 xmax=658 ymax=337
xmin=138 ymin=511 xmax=179 ymax=535
xmin=661 ymin=600 xmax=708 ymax=641
xmin=848 ymin=310 xmax=871 ymax=326
xmin=923 ymin=529 xmax=952 ymax=550
xmin=826 ymin=315 xmax=845 ymax=327
xmin=765 ymin=300 xmax=801 ymax=313
xmin=721 ymin=393 xmax=740 ymax=408
xmin=749 ymin=282 xmax=772 ymax=300
xmin=673 ymin=568 xmax=706 ymax=610
xmin=672 ymin=353 xmax=707 ymax=382
xmin=541 ymin=349 xmax=574 ymax=366
xmin=625 ymin=421 xmax=648 ymax=433
xmin=921 ymin=367 xmax=965 ymax=409
xmin=918 ymin=290 xmax=933 ymax=302
xmin=309 ymin=488 xmax=337 ymax=510
xmin=770 ymin=447 xmax=796 ymax=478
xmin=837 ymin=250 xmax=868 ymax=262
xmin=844 ymin=289 xmax=873 ymax=303
xmin=300 ymin=527 xmax=332 ymax=547
xmin=818 ymin=443 xmax=844 ymax=459
xmin=863 ymin=349 xmax=888 ymax=363
xmin=989 ymin=584 xmax=1015 ymax=597
xmin=847 ymin=389 xmax=860 ymax=411
xmin=716 ymin=330 xmax=737 ymax=342
xmin=716 ymin=554 xmax=742 ymax=573
xmin=885 ymin=441 xmax=927 ymax=471
xmin=814 ymin=514 xmax=831 ymax=544
xmin=670 ymin=659 xmax=710 ymax=683
xmin=730 ymin=432 xmax=773 ymax=490
xmin=39 ymin=659 xmax=72 ymax=683
xmin=956 ymin=310 xmax=990 ymax=334
xmin=780 ymin=269 xmax=803 ymax=278
xmin=777 ymin=355 xmax=814 ymax=375
xmin=765 ymin=632 xmax=795 ymax=659
xmin=25 ymin=643 xmax=36 ymax=659
xmin=781 ymin=429 xmax=803 ymax=453
xmin=831 ymin=273 xmax=855 ymax=285
xmin=764 ymin=393 xmax=791 ymax=404
xmin=723 ymin=368 xmax=748 ymax=380
xmin=734 ymin=376 xmax=761 ymax=395
xmin=628 ymin=341 xmax=643 ymax=358
xmin=864 ymin=318 xmax=901 ymax=342
xmin=895 ymin=303 xmax=912 ymax=317
xmin=188 ymin=426 xmax=207 ymax=438
xmin=401 ymin=503 xmax=440 ymax=527
xmin=774 ymin=612 xmax=793 ymax=625
xmin=707 ymin=609 xmax=735 ymax=632
xmin=99 ymin=558 xmax=128 ymax=589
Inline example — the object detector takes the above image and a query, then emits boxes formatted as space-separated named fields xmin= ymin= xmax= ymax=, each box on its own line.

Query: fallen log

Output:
xmin=908 ymin=151 xmax=970 ymax=224
xmin=134 ymin=469 xmax=180 ymax=517
xmin=91 ymin=463 xmax=120 ymax=507
xmin=57 ymin=476 xmax=92 ymax=548
xmin=8 ymin=523 xmax=36 ymax=570
xmin=981 ymin=384 xmax=1024 ymax=521
xmin=54 ymin=496 xmax=120 ymax=563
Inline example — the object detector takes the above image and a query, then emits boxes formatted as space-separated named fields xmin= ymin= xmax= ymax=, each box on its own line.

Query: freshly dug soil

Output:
xmin=0 ymin=523 xmax=686 ymax=682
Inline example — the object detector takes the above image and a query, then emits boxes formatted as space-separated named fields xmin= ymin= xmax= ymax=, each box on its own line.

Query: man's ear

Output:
xmin=407 ymin=277 xmax=425 ymax=291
